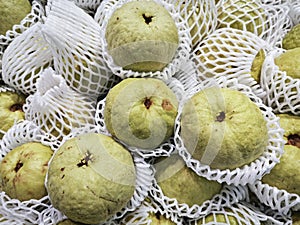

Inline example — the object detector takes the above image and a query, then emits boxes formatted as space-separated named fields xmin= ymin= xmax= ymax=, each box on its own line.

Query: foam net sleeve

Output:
xmin=23 ymin=68 xmax=97 ymax=151
xmin=261 ymin=48 xmax=300 ymax=115
xmin=174 ymin=77 xmax=285 ymax=186
xmin=94 ymin=0 xmax=191 ymax=80
xmin=288 ymin=0 xmax=300 ymax=25
xmin=1 ymin=22 xmax=53 ymax=95
xmin=42 ymin=0 xmax=119 ymax=99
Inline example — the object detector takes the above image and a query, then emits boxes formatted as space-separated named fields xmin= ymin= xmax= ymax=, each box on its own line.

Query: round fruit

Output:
xmin=274 ymin=48 xmax=300 ymax=79
xmin=104 ymin=78 xmax=178 ymax=149
xmin=0 ymin=142 xmax=53 ymax=201
xmin=105 ymin=0 xmax=179 ymax=72
xmin=0 ymin=0 xmax=31 ymax=35
xmin=262 ymin=113 xmax=300 ymax=196
xmin=46 ymin=133 xmax=136 ymax=224
xmin=180 ymin=87 xmax=268 ymax=170
xmin=282 ymin=24 xmax=300 ymax=50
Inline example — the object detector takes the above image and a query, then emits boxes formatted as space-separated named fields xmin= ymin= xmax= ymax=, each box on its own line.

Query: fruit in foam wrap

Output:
xmin=105 ymin=0 xmax=179 ymax=72
xmin=282 ymin=24 xmax=300 ymax=50
xmin=274 ymin=48 xmax=300 ymax=79
xmin=46 ymin=133 xmax=136 ymax=224
xmin=180 ymin=87 xmax=268 ymax=170
xmin=0 ymin=142 xmax=53 ymax=201
xmin=104 ymin=78 xmax=178 ymax=149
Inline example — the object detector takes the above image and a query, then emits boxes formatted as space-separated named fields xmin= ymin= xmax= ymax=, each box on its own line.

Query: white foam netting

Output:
xmin=68 ymin=0 xmax=103 ymax=11
xmin=1 ymin=22 xmax=53 ymax=95
xmin=261 ymin=48 xmax=300 ymax=115
xmin=23 ymin=68 xmax=97 ymax=151
xmin=42 ymin=151 xmax=155 ymax=225
xmin=191 ymin=27 xmax=269 ymax=99
xmin=118 ymin=197 xmax=184 ymax=224
xmin=94 ymin=0 xmax=191 ymax=80
xmin=94 ymin=77 xmax=185 ymax=159
xmin=288 ymin=0 xmax=300 ymax=25
xmin=215 ymin=0 xmax=291 ymax=48
xmin=174 ymin=77 xmax=285 ymax=186
xmin=187 ymin=201 xmax=284 ymax=225
xmin=150 ymin=177 xmax=249 ymax=220
xmin=41 ymin=0 xmax=119 ymax=100
xmin=248 ymin=180 xmax=300 ymax=216
xmin=0 ymin=0 xmax=45 ymax=79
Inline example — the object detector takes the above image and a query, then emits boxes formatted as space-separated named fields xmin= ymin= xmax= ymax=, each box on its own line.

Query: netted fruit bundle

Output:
xmin=42 ymin=0 xmax=118 ymax=100
xmin=1 ymin=22 xmax=53 ymax=95
xmin=94 ymin=0 xmax=191 ymax=80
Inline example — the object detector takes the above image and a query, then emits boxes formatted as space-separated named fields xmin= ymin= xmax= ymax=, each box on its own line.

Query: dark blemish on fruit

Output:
xmin=14 ymin=161 xmax=23 ymax=172
xmin=61 ymin=174 xmax=65 ymax=179
xmin=144 ymin=98 xmax=152 ymax=109
xmin=142 ymin=13 xmax=153 ymax=24
xmin=216 ymin=111 xmax=226 ymax=122
xmin=10 ymin=103 xmax=23 ymax=112
xmin=162 ymin=99 xmax=173 ymax=111
xmin=287 ymin=134 xmax=300 ymax=148
xmin=60 ymin=167 xmax=65 ymax=171
xmin=77 ymin=151 xmax=93 ymax=167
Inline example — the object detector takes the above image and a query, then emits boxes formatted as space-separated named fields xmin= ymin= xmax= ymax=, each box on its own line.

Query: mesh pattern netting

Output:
xmin=1 ymin=22 xmax=53 ymax=95
xmin=174 ymin=77 xmax=285 ymax=186
xmin=94 ymin=77 xmax=185 ymax=159
xmin=288 ymin=0 xmax=300 ymax=25
xmin=187 ymin=201 xmax=284 ymax=225
xmin=191 ymin=27 xmax=268 ymax=99
xmin=23 ymin=68 xmax=97 ymax=151
xmin=248 ymin=180 xmax=300 ymax=216
xmin=41 ymin=0 xmax=119 ymax=99
xmin=94 ymin=0 xmax=191 ymax=80
xmin=261 ymin=48 xmax=300 ymax=115
xmin=215 ymin=0 xmax=291 ymax=47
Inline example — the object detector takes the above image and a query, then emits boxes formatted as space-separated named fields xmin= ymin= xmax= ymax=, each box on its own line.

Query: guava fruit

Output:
xmin=0 ymin=0 xmax=31 ymax=35
xmin=292 ymin=211 xmax=300 ymax=225
xmin=105 ymin=0 xmax=179 ymax=72
xmin=121 ymin=211 xmax=176 ymax=225
xmin=250 ymin=49 xmax=266 ymax=83
xmin=217 ymin=0 xmax=266 ymax=35
xmin=104 ymin=78 xmax=178 ymax=149
xmin=262 ymin=113 xmax=300 ymax=196
xmin=46 ymin=133 xmax=136 ymax=224
xmin=155 ymin=154 xmax=222 ymax=207
xmin=0 ymin=142 xmax=53 ymax=201
xmin=0 ymin=90 xmax=26 ymax=139
xmin=282 ymin=24 xmax=300 ymax=50
xmin=56 ymin=219 xmax=85 ymax=225
xmin=180 ymin=87 xmax=268 ymax=170
xmin=274 ymin=48 xmax=300 ymax=79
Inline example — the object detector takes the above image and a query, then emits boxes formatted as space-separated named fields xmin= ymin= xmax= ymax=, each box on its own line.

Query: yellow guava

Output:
xmin=250 ymin=49 xmax=266 ymax=83
xmin=46 ymin=133 xmax=136 ymax=224
xmin=180 ymin=87 xmax=268 ymax=170
xmin=105 ymin=0 xmax=179 ymax=72
xmin=104 ymin=78 xmax=178 ymax=149
xmin=0 ymin=142 xmax=53 ymax=201
xmin=155 ymin=154 xmax=222 ymax=207
xmin=274 ymin=48 xmax=300 ymax=79
xmin=262 ymin=113 xmax=300 ymax=196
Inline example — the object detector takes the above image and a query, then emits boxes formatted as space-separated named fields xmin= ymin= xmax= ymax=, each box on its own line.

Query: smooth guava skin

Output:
xmin=0 ymin=91 xmax=26 ymax=139
xmin=155 ymin=155 xmax=222 ymax=207
xmin=46 ymin=133 xmax=136 ymax=224
xmin=0 ymin=142 xmax=53 ymax=201
xmin=0 ymin=0 xmax=31 ymax=35
xmin=181 ymin=87 xmax=268 ymax=170
xmin=262 ymin=114 xmax=300 ymax=196
xmin=105 ymin=0 xmax=179 ymax=72
xmin=274 ymin=48 xmax=300 ymax=79
xmin=104 ymin=78 xmax=178 ymax=149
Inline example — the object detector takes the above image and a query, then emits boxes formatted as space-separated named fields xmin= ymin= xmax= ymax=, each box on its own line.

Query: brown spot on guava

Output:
xmin=216 ymin=111 xmax=226 ymax=122
xmin=142 ymin=13 xmax=153 ymax=24
xmin=10 ymin=103 xmax=24 ymax=112
xmin=287 ymin=134 xmax=300 ymax=148
xmin=162 ymin=99 xmax=173 ymax=111
xmin=144 ymin=97 xmax=152 ymax=109
xmin=14 ymin=161 xmax=23 ymax=172
xmin=60 ymin=167 xmax=65 ymax=171
xmin=77 ymin=151 xmax=93 ymax=167
xmin=61 ymin=174 xmax=65 ymax=179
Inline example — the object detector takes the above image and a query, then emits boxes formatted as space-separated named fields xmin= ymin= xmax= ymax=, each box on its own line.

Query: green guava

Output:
xmin=217 ymin=0 xmax=266 ymax=35
xmin=282 ymin=24 xmax=300 ymax=50
xmin=0 ymin=0 xmax=31 ymax=35
xmin=274 ymin=48 xmax=300 ymax=79
xmin=104 ymin=78 xmax=178 ymax=149
xmin=292 ymin=211 xmax=300 ymax=225
xmin=250 ymin=49 xmax=266 ymax=83
xmin=0 ymin=90 xmax=26 ymax=139
xmin=180 ymin=87 xmax=268 ymax=170
xmin=46 ymin=133 xmax=136 ymax=224
xmin=0 ymin=142 xmax=53 ymax=201
xmin=262 ymin=113 xmax=300 ymax=196
xmin=121 ymin=211 xmax=176 ymax=225
xmin=155 ymin=154 xmax=222 ymax=207
xmin=56 ymin=219 xmax=85 ymax=225
xmin=105 ymin=0 xmax=179 ymax=72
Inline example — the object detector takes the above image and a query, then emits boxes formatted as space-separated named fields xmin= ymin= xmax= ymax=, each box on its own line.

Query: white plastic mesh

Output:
xmin=249 ymin=180 xmax=300 ymax=216
xmin=174 ymin=77 xmax=285 ymax=186
xmin=69 ymin=0 xmax=103 ymax=11
xmin=150 ymin=179 xmax=249 ymax=220
xmin=23 ymin=68 xmax=97 ymax=150
xmin=42 ymin=0 xmax=119 ymax=99
xmin=288 ymin=0 xmax=300 ymax=25
xmin=1 ymin=22 xmax=53 ymax=95
xmin=94 ymin=0 xmax=191 ymax=80
xmin=191 ymin=27 xmax=268 ymax=99
xmin=261 ymin=48 xmax=300 ymax=115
